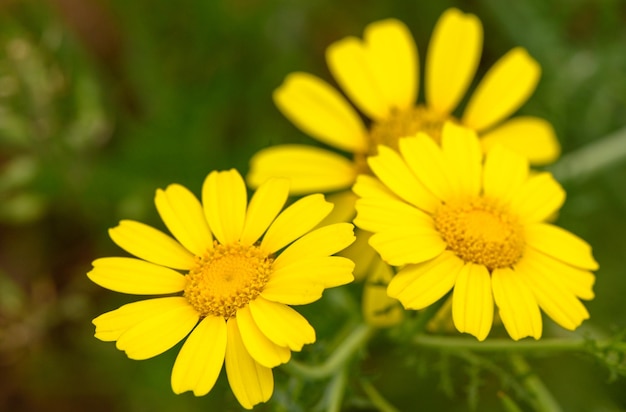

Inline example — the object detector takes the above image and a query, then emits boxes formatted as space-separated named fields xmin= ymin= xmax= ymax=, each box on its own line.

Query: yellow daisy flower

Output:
xmin=247 ymin=8 xmax=560 ymax=196
xmin=88 ymin=169 xmax=355 ymax=409
xmin=353 ymin=123 xmax=597 ymax=341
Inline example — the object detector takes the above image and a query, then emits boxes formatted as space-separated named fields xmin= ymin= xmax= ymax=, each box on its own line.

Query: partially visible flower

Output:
xmin=88 ymin=169 xmax=355 ymax=409
xmin=248 ymin=8 xmax=559 ymax=196
xmin=353 ymin=123 xmax=597 ymax=341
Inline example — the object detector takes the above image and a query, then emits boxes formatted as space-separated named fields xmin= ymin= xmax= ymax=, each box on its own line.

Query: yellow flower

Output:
xmin=88 ymin=169 xmax=355 ymax=409
xmin=353 ymin=123 xmax=597 ymax=341
xmin=247 ymin=8 xmax=559 ymax=196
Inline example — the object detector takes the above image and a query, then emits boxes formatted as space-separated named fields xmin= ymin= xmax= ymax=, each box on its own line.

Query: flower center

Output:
xmin=369 ymin=104 xmax=453 ymax=151
xmin=433 ymin=197 xmax=525 ymax=271
xmin=184 ymin=242 xmax=273 ymax=318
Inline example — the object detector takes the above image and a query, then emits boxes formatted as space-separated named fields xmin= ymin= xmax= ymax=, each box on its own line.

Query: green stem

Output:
xmin=283 ymin=323 xmax=375 ymax=380
xmin=360 ymin=380 xmax=401 ymax=412
xmin=549 ymin=126 xmax=626 ymax=183
xmin=325 ymin=366 xmax=348 ymax=412
xmin=510 ymin=354 xmax=562 ymax=412
xmin=413 ymin=335 xmax=590 ymax=353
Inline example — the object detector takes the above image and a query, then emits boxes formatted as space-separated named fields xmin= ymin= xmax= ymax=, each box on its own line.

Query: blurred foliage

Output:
xmin=1 ymin=0 xmax=626 ymax=411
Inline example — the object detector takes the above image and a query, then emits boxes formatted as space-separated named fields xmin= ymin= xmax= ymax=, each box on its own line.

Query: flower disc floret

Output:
xmin=434 ymin=197 xmax=524 ymax=271
xmin=184 ymin=242 xmax=273 ymax=319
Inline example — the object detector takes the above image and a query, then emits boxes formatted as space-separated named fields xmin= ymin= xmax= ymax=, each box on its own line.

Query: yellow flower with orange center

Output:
xmin=353 ymin=123 xmax=597 ymax=341
xmin=88 ymin=169 xmax=355 ymax=409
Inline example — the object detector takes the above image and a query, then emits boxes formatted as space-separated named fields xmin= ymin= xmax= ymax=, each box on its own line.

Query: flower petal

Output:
xmin=462 ymin=48 xmax=541 ymax=132
xmin=273 ymin=72 xmax=368 ymax=153
xmin=398 ymin=134 xmax=453 ymax=201
xmin=441 ymin=122 xmax=482 ymax=198
xmin=483 ymin=144 xmax=529 ymax=203
xmin=354 ymin=194 xmax=435 ymax=234
xmin=108 ymin=220 xmax=195 ymax=270
xmin=368 ymin=145 xmax=440 ymax=213
xmin=93 ymin=297 xmax=185 ymax=342
xmin=492 ymin=267 xmax=542 ymax=340
xmin=452 ymin=263 xmax=493 ymax=341
xmin=369 ymin=230 xmax=447 ymax=267
xmin=338 ymin=229 xmax=377 ymax=282
xmin=248 ymin=297 xmax=315 ymax=351
xmin=273 ymin=223 xmax=355 ymax=270
xmin=480 ymin=117 xmax=561 ymax=165
xmin=115 ymin=298 xmax=199 ymax=360
xmin=225 ymin=317 xmax=273 ymax=410
xmin=155 ymin=184 xmax=212 ymax=256
xmin=327 ymin=19 xmax=417 ymax=119
xmin=261 ymin=194 xmax=333 ymax=254
xmin=516 ymin=249 xmax=590 ymax=330
xmin=317 ymin=190 xmax=357 ymax=227
xmin=240 ymin=177 xmax=290 ymax=246
xmin=525 ymin=223 xmax=599 ymax=270
xmin=202 ymin=169 xmax=247 ymax=245
xmin=247 ymin=145 xmax=357 ymax=195
xmin=171 ymin=316 xmax=227 ymax=396
xmin=362 ymin=258 xmax=404 ymax=327
xmin=88 ymin=257 xmax=186 ymax=295
xmin=388 ymin=251 xmax=463 ymax=309
xmin=509 ymin=173 xmax=565 ymax=223
xmin=426 ymin=8 xmax=482 ymax=115
xmin=237 ymin=306 xmax=291 ymax=368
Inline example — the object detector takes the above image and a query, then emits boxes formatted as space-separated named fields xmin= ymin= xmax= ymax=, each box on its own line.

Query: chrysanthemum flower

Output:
xmin=88 ymin=169 xmax=355 ymax=409
xmin=247 ymin=8 xmax=560 ymax=196
xmin=353 ymin=123 xmax=597 ymax=341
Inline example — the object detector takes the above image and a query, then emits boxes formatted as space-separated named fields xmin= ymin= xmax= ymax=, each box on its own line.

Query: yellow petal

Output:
xmin=317 ymin=190 xmax=357 ymax=227
xmin=491 ymin=267 xmax=542 ymax=340
xmin=88 ymin=257 xmax=186 ymax=295
xmin=452 ymin=263 xmax=493 ymax=341
xmin=115 ymin=299 xmax=199 ymax=360
xmin=509 ymin=173 xmax=565 ymax=223
xmin=388 ymin=251 xmax=463 ymax=309
xmin=155 ymin=184 xmax=212 ymax=256
xmin=273 ymin=72 xmax=368 ymax=153
xmin=352 ymin=174 xmax=398 ymax=201
xmin=261 ymin=194 xmax=333 ymax=254
xmin=362 ymin=258 xmax=404 ymax=327
xmin=273 ymin=223 xmax=355 ymax=271
xmin=240 ymin=177 xmax=290 ymax=246
xmin=237 ymin=306 xmax=291 ymax=368
xmin=441 ymin=122 xmax=482 ymax=198
xmin=522 ymin=248 xmax=595 ymax=300
xmin=362 ymin=19 xmax=418 ymax=112
xmin=426 ymin=8 xmax=483 ymax=115
xmin=266 ymin=256 xmax=355 ymax=297
xmin=339 ymin=229 xmax=377 ymax=282
xmin=327 ymin=19 xmax=418 ymax=118
xmin=247 ymin=145 xmax=357 ymax=195
xmin=354 ymin=194 xmax=434 ymax=234
xmin=369 ymin=230 xmax=447 ymax=267
xmin=480 ymin=117 xmax=561 ymax=165
xmin=202 ymin=169 xmax=247 ymax=244
xmin=171 ymin=316 xmax=227 ymax=396
xmin=248 ymin=297 xmax=315 ymax=351
xmin=483 ymin=144 xmax=529 ymax=203
xmin=516 ymin=251 xmax=590 ymax=330
xmin=368 ymin=145 xmax=440 ymax=213
xmin=525 ymin=223 xmax=598 ymax=270
xmin=398 ymin=134 xmax=453 ymax=201
xmin=109 ymin=220 xmax=195 ymax=270
xmin=462 ymin=48 xmax=541 ymax=132
xmin=225 ymin=318 xmax=273 ymax=410
xmin=93 ymin=297 xmax=185 ymax=342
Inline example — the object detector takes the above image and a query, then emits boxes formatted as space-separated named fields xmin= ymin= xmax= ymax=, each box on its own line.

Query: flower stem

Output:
xmin=283 ymin=323 xmax=375 ymax=380
xmin=413 ymin=335 xmax=590 ymax=353
xmin=360 ymin=379 xmax=401 ymax=412
xmin=325 ymin=366 xmax=348 ymax=412
xmin=549 ymin=126 xmax=626 ymax=183
xmin=510 ymin=354 xmax=562 ymax=412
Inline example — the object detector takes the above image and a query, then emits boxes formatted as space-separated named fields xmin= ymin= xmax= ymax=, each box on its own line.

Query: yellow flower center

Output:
xmin=184 ymin=242 xmax=273 ymax=318
xmin=369 ymin=104 xmax=453 ymax=151
xmin=433 ymin=197 xmax=525 ymax=271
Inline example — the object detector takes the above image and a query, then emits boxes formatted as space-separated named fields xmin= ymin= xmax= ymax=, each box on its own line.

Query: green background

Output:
xmin=1 ymin=0 xmax=625 ymax=410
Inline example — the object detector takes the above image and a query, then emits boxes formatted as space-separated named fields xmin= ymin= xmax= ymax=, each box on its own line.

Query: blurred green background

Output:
xmin=1 ymin=0 xmax=625 ymax=410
